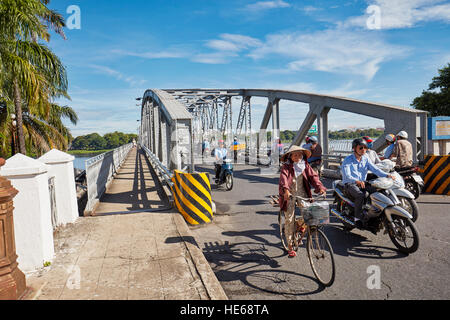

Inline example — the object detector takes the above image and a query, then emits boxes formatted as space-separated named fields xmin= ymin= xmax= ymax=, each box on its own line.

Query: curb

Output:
xmin=143 ymin=150 xmax=227 ymax=300
xmin=172 ymin=212 xmax=228 ymax=300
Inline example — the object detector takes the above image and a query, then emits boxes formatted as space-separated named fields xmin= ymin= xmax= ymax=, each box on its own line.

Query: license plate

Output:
xmin=413 ymin=175 xmax=423 ymax=183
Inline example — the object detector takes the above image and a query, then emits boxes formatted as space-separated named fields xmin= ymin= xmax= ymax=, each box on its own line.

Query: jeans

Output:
xmin=215 ymin=164 xmax=222 ymax=180
xmin=344 ymin=183 xmax=376 ymax=220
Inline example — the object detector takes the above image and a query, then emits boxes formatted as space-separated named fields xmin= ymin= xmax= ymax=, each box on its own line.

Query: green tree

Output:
xmin=104 ymin=132 xmax=121 ymax=149
xmin=0 ymin=0 xmax=69 ymax=155
xmin=412 ymin=63 xmax=450 ymax=117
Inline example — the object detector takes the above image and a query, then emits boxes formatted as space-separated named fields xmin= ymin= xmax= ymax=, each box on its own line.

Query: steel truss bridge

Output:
xmin=138 ymin=89 xmax=428 ymax=172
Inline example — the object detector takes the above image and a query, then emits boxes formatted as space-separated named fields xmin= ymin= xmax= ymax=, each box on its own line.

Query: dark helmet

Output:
xmin=362 ymin=136 xmax=373 ymax=143
xmin=352 ymin=138 xmax=368 ymax=150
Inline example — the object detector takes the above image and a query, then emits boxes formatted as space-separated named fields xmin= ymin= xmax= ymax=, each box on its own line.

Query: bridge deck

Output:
xmin=92 ymin=147 xmax=168 ymax=215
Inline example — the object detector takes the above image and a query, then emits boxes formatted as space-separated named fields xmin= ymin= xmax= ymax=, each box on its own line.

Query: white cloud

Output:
xmin=205 ymin=33 xmax=262 ymax=52
xmin=249 ymin=28 xmax=409 ymax=80
xmin=89 ymin=64 xmax=147 ymax=86
xmin=195 ymin=33 xmax=262 ymax=64
xmin=245 ymin=0 xmax=291 ymax=11
xmin=191 ymin=52 xmax=237 ymax=64
xmin=346 ymin=0 xmax=450 ymax=30
xmin=111 ymin=49 xmax=187 ymax=59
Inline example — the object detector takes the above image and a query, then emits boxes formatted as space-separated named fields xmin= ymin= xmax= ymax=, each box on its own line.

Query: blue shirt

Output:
xmin=384 ymin=144 xmax=395 ymax=158
xmin=214 ymin=147 xmax=227 ymax=162
xmin=341 ymin=153 xmax=388 ymax=184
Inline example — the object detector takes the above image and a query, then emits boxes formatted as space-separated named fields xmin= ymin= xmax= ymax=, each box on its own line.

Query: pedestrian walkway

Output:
xmin=24 ymin=147 xmax=227 ymax=300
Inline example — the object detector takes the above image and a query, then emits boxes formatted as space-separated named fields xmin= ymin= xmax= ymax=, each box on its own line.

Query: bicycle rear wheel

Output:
xmin=307 ymin=227 xmax=336 ymax=287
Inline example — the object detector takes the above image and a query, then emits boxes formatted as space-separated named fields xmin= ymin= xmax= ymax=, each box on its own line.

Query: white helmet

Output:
xmin=397 ymin=131 xmax=408 ymax=139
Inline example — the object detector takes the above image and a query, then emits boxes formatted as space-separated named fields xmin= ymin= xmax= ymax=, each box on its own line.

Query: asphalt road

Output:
xmin=189 ymin=163 xmax=450 ymax=300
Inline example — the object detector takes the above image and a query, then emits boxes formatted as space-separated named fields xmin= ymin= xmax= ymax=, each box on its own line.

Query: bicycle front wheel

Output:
xmin=307 ymin=227 xmax=336 ymax=287
xmin=278 ymin=211 xmax=290 ymax=252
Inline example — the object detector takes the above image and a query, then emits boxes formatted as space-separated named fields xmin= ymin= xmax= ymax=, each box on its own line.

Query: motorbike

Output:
xmin=368 ymin=160 xmax=419 ymax=222
xmin=331 ymin=176 xmax=420 ymax=254
xmin=309 ymin=158 xmax=323 ymax=178
xmin=395 ymin=166 xmax=424 ymax=199
xmin=215 ymin=158 xmax=234 ymax=191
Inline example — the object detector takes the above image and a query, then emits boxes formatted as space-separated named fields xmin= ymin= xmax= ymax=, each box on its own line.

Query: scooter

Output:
xmin=369 ymin=160 xmax=419 ymax=222
xmin=215 ymin=158 xmax=234 ymax=191
xmin=395 ymin=166 xmax=424 ymax=199
xmin=331 ymin=176 xmax=420 ymax=254
xmin=309 ymin=158 xmax=323 ymax=177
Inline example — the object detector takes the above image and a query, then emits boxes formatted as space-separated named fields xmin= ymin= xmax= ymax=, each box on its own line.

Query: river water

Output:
xmin=73 ymin=155 xmax=94 ymax=170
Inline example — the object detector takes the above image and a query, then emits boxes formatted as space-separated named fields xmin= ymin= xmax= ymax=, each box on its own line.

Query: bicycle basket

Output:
xmin=301 ymin=201 xmax=330 ymax=225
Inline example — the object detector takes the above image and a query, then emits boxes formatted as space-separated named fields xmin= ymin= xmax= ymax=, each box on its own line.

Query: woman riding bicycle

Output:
xmin=279 ymin=145 xmax=327 ymax=257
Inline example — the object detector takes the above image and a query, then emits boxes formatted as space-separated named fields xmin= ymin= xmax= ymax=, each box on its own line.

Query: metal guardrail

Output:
xmin=84 ymin=143 xmax=133 ymax=214
xmin=140 ymin=144 xmax=174 ymax=189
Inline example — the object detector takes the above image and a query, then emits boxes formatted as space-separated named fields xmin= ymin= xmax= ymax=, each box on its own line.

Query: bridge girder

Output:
xmin=140 ymin=89 xmax=429 ymax=172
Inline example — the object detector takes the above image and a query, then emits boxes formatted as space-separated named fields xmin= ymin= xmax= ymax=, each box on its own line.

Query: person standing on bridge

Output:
xmin=279 ymin=145 xmax=327 ymax=257
xmin=232 ymin=137 xmax=239 ymax=163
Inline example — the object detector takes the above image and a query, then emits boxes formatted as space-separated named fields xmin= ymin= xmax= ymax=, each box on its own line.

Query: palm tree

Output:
xmin=0 ymin=0 xmax=69 ymax=155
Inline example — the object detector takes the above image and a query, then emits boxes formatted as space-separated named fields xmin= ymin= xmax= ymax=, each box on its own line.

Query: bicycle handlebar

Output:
xmin=290 ymin=194 xmax=326 ymax=202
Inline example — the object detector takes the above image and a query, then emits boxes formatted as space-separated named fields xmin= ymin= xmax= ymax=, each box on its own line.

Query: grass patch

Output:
xmin=68 ymin=149 xmax=113 ymax=156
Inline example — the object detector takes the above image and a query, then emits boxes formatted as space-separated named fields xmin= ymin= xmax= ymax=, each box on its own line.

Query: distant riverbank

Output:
xmin=68 ymin=150 xmax=113 ymax=170
xmin=68 ymin=149 xmax=113 ymax=156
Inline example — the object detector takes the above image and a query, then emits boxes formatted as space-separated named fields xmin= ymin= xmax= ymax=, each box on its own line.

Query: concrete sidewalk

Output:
xmin=24 ymin=147 xmax=227 ymax=300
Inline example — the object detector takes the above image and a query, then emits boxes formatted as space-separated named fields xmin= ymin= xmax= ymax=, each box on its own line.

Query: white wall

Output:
xmin=0 ymin=154 xmax=54 ymax=272
xmin=39 ymin=149 xmax=79 ymax=225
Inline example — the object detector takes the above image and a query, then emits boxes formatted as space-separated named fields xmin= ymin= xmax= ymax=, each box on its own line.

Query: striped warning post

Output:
xmin=171 ymin=170 xmax=213 ymax=225
xmin=422 ymin=155 xmax=450 ymax=195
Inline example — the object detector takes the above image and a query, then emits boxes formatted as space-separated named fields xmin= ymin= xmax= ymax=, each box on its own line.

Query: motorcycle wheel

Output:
xmin=225 ymin=173 xmax=233 ymax=191
xmin=337 ymin=200 xmax=355 ymax=231
xmin=388 ymin=216 xmax=419 ymax=254
xmin=404 ymin=178 xmax=421 ymax=199
xmin=397 ymin=196 xmax=419 ymax=222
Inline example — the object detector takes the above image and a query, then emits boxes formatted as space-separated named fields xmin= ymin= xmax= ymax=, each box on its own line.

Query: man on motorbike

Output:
xmin=341 ymin=138 xmax=395 ymax=229
xmin=391 ymin=131 xmax=413 ymax=168
xmin=381 ymin=134 xmax=396 ymax=160
xmin=214 ymin=140 xmax=228 ymax=182
xmin=307 ymin=136 xmax=322 ymax=174
xmin=362 ymin=136 xmax=381 ymax=164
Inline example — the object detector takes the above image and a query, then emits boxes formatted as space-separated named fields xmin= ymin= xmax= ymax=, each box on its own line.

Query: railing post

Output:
xmin=0 ymin=158 xmax=26 ymax=300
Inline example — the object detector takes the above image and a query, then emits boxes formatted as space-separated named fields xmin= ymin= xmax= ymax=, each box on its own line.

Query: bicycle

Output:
xmin=278 ymin=194 xmax=336 ymax=287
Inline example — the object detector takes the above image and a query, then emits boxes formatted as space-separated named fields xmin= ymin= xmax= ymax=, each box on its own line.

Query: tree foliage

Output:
xmin=0 ymin=0 xmax=76 ymax=158
xmin=70 ymin=132 xmax=137 ymax=151
xmin=411 ymin=63 xmax=450 ymax=117
xmin=274 ymin=128 xmax=384 ymax=143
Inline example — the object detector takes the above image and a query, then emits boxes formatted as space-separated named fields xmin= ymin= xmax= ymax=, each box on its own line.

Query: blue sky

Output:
xmin=47 ymin=0 xmax=450 ymax=137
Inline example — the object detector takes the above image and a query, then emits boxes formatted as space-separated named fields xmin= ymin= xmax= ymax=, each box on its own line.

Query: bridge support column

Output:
xmin=271 ymin=98 xmax=280 ymax=167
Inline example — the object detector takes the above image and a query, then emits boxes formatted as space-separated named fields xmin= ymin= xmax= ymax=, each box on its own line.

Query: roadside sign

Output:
xmin=308 ymin=125 xmax=317 ymax=134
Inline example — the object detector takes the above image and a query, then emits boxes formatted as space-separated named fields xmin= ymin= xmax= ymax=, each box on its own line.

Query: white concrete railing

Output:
xmin=84 ymin=143 xmax=133 ymax=214
xmin=0 ymin=149 xmax=79 ymax=272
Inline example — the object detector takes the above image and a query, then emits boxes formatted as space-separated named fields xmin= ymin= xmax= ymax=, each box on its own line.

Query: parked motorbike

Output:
xmin=331 ymin=176 xmax=420 ymax=254
xmin=215 ymin=158 xmax=234 ymax=191
xmin=395 ymin=166 xmax=424 ymax=199
xmin=369 ymin=160 xmax=419 ymax=222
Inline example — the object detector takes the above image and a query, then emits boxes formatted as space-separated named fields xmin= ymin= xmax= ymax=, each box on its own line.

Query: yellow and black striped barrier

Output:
xmin=171 ymin=170 xmax=214 ymax=225
xmin=421 ymin=155 xmax=450 ymax=196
